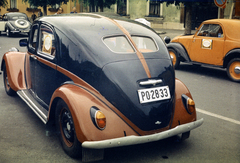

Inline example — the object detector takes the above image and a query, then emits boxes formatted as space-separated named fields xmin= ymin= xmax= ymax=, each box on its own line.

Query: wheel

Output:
xmin=3 ymin=64 xmax=16 ymax=96
xmin=55 ymin=99 xmax=82 ymax=158
xmin=168 ymin=48 xmax=180 ymax=69
xmin=227 ymin=58 xmax=240 ymax=82
xmin=6 ymin=28 xmax=12 ymax=37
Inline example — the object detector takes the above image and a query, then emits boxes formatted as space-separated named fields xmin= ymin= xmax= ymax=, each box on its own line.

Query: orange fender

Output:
xmin=171 ymin=78 xmax=197 ymax=128
xmin=49 ymin=84 xmax=138 ymax=143
xmin=1 ymin=52 xmax=27 ymax=91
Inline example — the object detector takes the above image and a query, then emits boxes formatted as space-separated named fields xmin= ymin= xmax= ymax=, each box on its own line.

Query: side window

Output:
xmin=29 ymin=25 xmax=38 ymax=50
xmin=39 ymin=25 xmax=56 ymax=56
xmin=197 ymin=24 xmax=223 ymax=38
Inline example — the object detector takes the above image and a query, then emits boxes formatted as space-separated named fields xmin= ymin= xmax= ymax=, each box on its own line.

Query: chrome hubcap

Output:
xmin=234 ymin=66 xmax=240 ymax=74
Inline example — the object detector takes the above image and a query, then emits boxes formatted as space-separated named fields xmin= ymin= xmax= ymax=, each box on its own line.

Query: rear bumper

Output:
xmin=82 ymin=118 xmax=204 ymax=149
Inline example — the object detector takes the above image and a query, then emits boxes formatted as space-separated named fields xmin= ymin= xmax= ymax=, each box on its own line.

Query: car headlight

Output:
xmin=90 ymin=107 xmax=106 ymax=130
xmin=181 ymin=94 xmax=195 ymax=114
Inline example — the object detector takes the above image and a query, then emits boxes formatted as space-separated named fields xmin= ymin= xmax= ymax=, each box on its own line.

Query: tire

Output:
xmin=168 ymin=48 xmax=180 ymax=69
xmin=227 ymin=58 xmax=240 ymax=82
xmin=3 ymin=64 xmax=16 ymax=96
xmin=55 ymin=99 xmax=82 ymax=158
xmin=6 ymin=28 xmax=12 ymax=37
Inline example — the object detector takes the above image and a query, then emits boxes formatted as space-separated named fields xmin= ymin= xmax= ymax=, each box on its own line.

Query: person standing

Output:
xmin=31 ymin=11 xmax=37 ymax=22
xmin=70 ymin=7 xmax=77 ymax=14
xmin=55 ymin=7 xmax=63 ymax=15
xmin=38 ymin=10 xmax=43 ymax=17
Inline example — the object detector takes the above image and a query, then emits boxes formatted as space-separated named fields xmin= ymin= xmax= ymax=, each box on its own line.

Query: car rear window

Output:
xmin=103 ymin=36 xmax=134 ymax=53
xmin=10 ymin=16 xmax=27 ymax=20
xmin=103 ymin=36 xmax=157 ymax=53
xmin=132 ymin=36 xmax=158 ymax=52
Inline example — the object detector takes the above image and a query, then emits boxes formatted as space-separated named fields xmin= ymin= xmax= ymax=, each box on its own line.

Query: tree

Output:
xmin=0 ymin=0 xmax=8 ymax=8
xmin=22 ymin=0 xmax=69 ymax=15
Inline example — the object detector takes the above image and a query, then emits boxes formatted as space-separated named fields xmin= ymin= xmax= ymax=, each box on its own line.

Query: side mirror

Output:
xmin=19 ymin=39 xmax=28 ymax=47
xmin=164 ymin=36 xmax=171 ymax=44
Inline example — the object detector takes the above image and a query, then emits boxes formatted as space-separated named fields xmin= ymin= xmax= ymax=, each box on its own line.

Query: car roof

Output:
xmin=203 ymin=19 xmax=240 ymax=40
xmin=38 ymin=13 xmax=156 ymax=39
xmin=5 ymin=12 xmax=27 ymax=16
xmin=36 ymin=13 xmax=167 ymax=67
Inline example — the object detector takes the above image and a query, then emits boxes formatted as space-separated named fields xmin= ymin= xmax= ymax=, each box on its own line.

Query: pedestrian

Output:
xmin=55 ymin=7 xmax=63 ymax=15
xmin=38 ymin=10 xmax=43 ymax=17
xmin=70 ymin=7 xmax=77 ymax=14
xmin=31 ymin=11 xmax=37 ymax=22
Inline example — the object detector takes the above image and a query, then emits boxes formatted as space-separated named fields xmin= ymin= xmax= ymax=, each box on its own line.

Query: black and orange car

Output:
xmin=165 ymin=19 xmax=240 ymax=82
xmin=1 ymin=14 xmax=203 ymax=162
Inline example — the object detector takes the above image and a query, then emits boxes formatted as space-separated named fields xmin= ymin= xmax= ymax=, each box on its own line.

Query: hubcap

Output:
xmin=234 ymin=66 xmax=240 ymax=74
xmin=60 ymin=109 xmax=74 ymax=146
xmin=229 ymin=61 xmax=240 ymax=80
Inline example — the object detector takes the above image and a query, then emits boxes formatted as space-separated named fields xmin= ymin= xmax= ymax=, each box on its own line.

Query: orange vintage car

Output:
xmin=165 ymin=19 xmax=240 ymax=82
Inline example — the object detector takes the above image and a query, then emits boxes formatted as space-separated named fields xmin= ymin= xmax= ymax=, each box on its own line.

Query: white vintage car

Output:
xmin=0 ymin=12 xmax=31 ymax=36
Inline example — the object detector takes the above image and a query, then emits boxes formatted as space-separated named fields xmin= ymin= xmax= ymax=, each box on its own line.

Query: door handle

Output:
xmin=30 ymin=55 xmax=37 ymax=60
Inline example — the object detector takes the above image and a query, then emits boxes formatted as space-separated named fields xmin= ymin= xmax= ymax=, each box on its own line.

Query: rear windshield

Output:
xmin=132 ymin=36 xmax=158 ymax=52
xmin=103 ymin=36 xmax=158 ymax=53
xmin=9 ymin=15 xmax=27 ymax=20
xmin=103 ymin=36 xmax=134 ymax=53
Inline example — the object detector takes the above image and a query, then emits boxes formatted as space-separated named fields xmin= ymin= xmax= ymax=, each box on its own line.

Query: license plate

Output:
xmin=138 ymin=86 xmax=171 ymax=104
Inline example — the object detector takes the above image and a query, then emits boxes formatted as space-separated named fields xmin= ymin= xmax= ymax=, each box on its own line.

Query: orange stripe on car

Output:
xmin=89 ymin=13 xmax=152 ymax=78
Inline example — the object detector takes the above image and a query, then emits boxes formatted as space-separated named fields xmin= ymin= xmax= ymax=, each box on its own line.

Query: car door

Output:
xmin=29 ymin=24 xmax=58 ymax=107
xmin=189 ymin=23 xmax=225 ymax=65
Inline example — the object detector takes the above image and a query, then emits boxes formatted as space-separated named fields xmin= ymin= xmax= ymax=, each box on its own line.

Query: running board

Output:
xmin=17 ymin=90 xmax=48 ymax=124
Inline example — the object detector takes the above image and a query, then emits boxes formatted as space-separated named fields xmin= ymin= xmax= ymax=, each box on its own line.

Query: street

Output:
xmin=0 ymin=31 xmax=239 ymax=163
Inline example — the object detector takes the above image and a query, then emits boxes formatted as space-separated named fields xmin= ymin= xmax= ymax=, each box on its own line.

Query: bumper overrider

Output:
xmin=82 ymin=118 xmax=204 ymax=149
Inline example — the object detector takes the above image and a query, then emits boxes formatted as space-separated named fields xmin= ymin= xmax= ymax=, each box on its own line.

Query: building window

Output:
xmin=10 ymin=0 xmax=17 ymax=9
xmin=30 ymin=4 xmax=38 ymax=9
xmin=149 ymin=0 xmax=160 ymax=17
xmin=52 ymin=4 xmax=60 ymax=9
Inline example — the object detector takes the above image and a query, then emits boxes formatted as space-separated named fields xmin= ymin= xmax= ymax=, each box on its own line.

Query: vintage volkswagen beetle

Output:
xmin=165 ymin=19 xmax=240 ymax=82
xmin=0 ymin=12 xmax=31 ymax=36
xmin=1 ymin=13 xmax=203 ymax=162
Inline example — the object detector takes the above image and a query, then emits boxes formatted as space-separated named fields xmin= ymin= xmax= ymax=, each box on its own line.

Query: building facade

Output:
xmin=0 ymin=0 xmax=239 ymax=29
xmin=0 ymin=0 xmax=81 ymax=20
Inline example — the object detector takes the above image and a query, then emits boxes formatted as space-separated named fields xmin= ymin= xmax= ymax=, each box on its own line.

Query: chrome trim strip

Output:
xmin=139 ymin=79 xmax=163 ymax=86
xmin=234 ymin=66 xmax=240 ymax=74
xmin=82 ymin=118 xmax=204 ymax=149
xmin=17 ymin=90 xmax=48 ymax=124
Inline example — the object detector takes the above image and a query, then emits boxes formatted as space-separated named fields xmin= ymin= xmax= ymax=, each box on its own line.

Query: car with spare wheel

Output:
xmin=0 ymin=12 xmax=31 ymax=36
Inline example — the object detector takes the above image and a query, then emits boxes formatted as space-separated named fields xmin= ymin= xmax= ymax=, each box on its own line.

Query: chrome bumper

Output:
xmin=82 ymin=118 xmax=204 ymax=149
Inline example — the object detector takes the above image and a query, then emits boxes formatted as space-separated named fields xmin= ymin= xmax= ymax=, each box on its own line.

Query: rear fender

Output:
xmin=166 ymin=42 xmax=191 ymax=62
xmin=171 ymin=79 xmax=197 ymax=128
xmin=49 ymin=84 xmax=137 ymax=143
xmin=1 ymin=52 xmax=27 ymax=91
